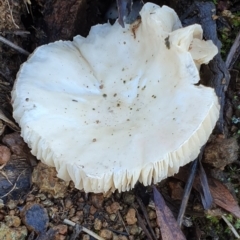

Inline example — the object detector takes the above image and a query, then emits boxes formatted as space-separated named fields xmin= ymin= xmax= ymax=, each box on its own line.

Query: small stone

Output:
xmin=36 ymin=193 xmax=47 ymax=201
xmin=82 ymin=234 xmax=90 ymax=240
xmin=94 ymin=218 xmax=102 ymax=230
xmin=106 ymin=202 xmax=121 ymax=214
xmin=68 ymin=208 xmax=76 ymax=217
xmin=42 ymin=199 xmax=54 ymax=206
xmin=90 ymin=193 xmax=104 ymax=208
xmin=0 ymin=145 xmax=11 ymax=165
xmin=0 ymin=222 xmax=28 ymax=240
xmin=21 ymin=203 xmax=49 ymax=233
xmin=6 ymin=200 xmax=17 ymax=210
xmin=70 ymin=216 xmax=81 ymax=223
xmin=52 ymin=224 xmax=68 ymax=235
xmin=123 ymin=193 xmax=135 ymax=205
xmin=32 ymin=162 xmax=69 ymax=198
xmin=0 ymin=199 xmax=4 ymax=208
xmin=64 ymin=198 xmax=73 ymax=208
xmin=148 ymin=210 xmax=156 ymax=220
xmin=113 ymin=234 xmax=128 ymax=240
xmin=129 ymin=224 xmax=140 ymax=235
xmin=109 ymin=214 xmax=116 ymax=221
xmin=9 ymin=210 xmax=15 ymax=216
xmin=102 ymin=221 xmax=109 ymax=228
xmin=26 ymin=194 xmax=35 ymax=202
xmin=99 ymin=229 xmax=113 ymax=239
xmin=55 ymin=235 xmax=66 ymax=240
xmin=90 ymin=205 xmax=97 ymax=215
xmin=125 ymin=208 xmax=137 ymax=225
xmin=0 ymin=213 xmax=4 ymax=221
xmin=5 ymin=215 xmax=21 ymax=227
xmin=75 ymin=210 xmax=83 ymax=217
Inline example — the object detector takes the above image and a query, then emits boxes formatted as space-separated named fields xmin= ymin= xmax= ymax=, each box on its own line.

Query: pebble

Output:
xmin=94 ymin=218 xmax=102 ymax=230
xmin=106 ymin=202 xmax=121 ymax=214
xmin=68 ymin=208 xmax=76 ymax=217
xmin=0 ymin=222 xmax=27 ymax=240
xmin=64 ymin=198 xmax=73 ymax=208
xmin=5 ymin=215 xmax=21 ymax=227
xmin=129 ymin=224 xmax=140 ymax=235
xmin=0 ymin=145 xmax=11 ymax=165
xmin=0 ymin=213 xmax=4 ymax=221
xmin=36 ymin=193 xmax=46 ymax=201
xmin=6 ymin=200 xmax=17 ymax=210
xmin=26 ymin=194 xmax=35 ymax=202
xmin=109 ymin=213 xmax=117 ymax=221
xmin=42 ymin=199 xmax=54 ymax=206
xmin=82 ymin=234 xmax=90 ymax=240
xmin=123 ymin=193 xmax=135 ymax=205
xmin=148 ymin=210 xmax=156 ymax=220
xmin=90 ymin=193 xmax=104 ymax=208
xmin=21 ymin=203 xmax=49 ymax=233
xmin=125 ymin=208 xmax=137 ymax=225
xmin=90 ymin=205 xmax=97 ymax=215
xmin=113 ymin=235 xmax=128 ymax=240
xmin=0 ymin=199 xmax=4 ymax=208
xmin=99 ymin=229 xmax=113 ymax=239
xmin=52 ymin=224 xmax=68 ymax=235
xmin=32 ymin=162 xmax=69 ymax=198
xmin=9 ymin=210 xmax=15 ymax=216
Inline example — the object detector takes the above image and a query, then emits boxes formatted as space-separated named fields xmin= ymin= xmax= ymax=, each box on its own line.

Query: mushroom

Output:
xmin=12 ymin=3 xmax=219 ymax=193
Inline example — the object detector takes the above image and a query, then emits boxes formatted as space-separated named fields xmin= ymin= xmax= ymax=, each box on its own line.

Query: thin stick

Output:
xmin=0 ymin=35 xmax=30 ymax=55
xmin=135 ymin=208 xmax=154 ymax=240
xmin=177 ymin=158 xmax=198 ymax=227
xmin=0 ymin=170 xmax=25 ymax=198
xmin=63 ymin=219 xmax=105 ymax=240
xmin=136 ymin=196 xmax=158 ymax=240
xmin=222 ymin=215 xmax=240 ymax=239
xmin=117 ymin=210 xmax=130 ymax=236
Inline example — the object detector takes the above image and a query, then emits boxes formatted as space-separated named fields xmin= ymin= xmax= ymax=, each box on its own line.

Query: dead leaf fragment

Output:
xmin=0 ymin=108 xmax=19 ymax=131
xmin=0 ymin=145 xmax=11 ymax=165
xmin=175 ymin=168 xmax=240 ymax=219
xmin=153 ymin=186 xmax=186 ymax=240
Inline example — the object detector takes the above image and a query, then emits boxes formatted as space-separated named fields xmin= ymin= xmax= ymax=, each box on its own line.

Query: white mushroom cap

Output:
xmin=12 ymin=3 xmax=219 ymax=193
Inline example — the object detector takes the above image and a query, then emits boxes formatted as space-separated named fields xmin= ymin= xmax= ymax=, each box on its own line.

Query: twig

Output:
xmin=222 ymin=215 xmax=240 ymax=239
xmin=135 ymin=207 xmax=154 ymax=240
xmin=0 ymin=169 xmax=13 ymax=185
xmin=0 ymin=169 xmax=25 ymax=198
xmin=5 ymin=0 xmax=19 ymax=29
xmin=3 ymin=30 xmax=30 ymax=36
xmin=63 ymin=219 xmax=105 ymax=240
xmin=0 ymin=35 xmax=30 ymax=55
xmin=177 ymin=159 xmax=198 ymax=227
xmin=117 ymin=210 xmax=130 ymax=236
xmin=225 ymin=31 xmax=240 ymax=69
xmin=136 ymin=196 xmax=158 ymax=240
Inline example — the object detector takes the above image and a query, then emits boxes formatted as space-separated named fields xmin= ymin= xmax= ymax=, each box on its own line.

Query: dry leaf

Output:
xmin=153 ymin=186 xmax=186 ymax=240
xmin=175 ymin=168 xmax=240 ymax=218
xmin=0 ymin=120 xmax=6 ymax=136
xmin=207 ymin=177 xmax=240 ymax=219
xmin=0 ymin=108 xmax=19 ymax=131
